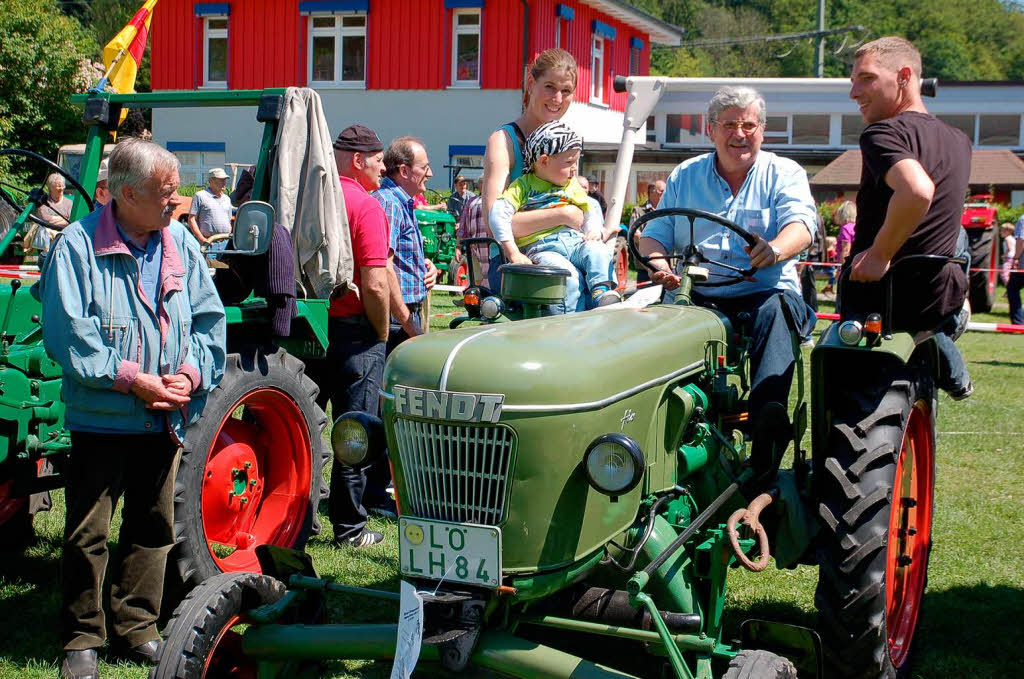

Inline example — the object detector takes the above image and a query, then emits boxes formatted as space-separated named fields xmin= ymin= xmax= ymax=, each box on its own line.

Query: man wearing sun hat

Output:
xmin=187 ymin=167 xmax=233 ymax=250
xmin=93 ymin=158 xmax=111 ymax=209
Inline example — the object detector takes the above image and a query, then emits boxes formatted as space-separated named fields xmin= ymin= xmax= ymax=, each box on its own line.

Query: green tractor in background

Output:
xmin=0 ymin=89 xmax=334 ymax=591
xmin=152 ymin=77 xmax=944 ymax=679
xmin=417 ymin=208 xmax=461 ymax=285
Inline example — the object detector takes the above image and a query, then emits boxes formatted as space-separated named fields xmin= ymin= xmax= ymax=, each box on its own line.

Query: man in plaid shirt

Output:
xmin=373 ymin=136 xmax=438 ymax=354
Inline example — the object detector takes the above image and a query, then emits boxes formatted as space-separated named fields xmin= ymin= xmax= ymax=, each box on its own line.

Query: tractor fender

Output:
xmin=810 ymin=322 xmax=939 ymax=469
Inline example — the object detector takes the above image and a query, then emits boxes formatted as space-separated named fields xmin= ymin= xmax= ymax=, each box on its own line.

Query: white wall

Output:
xmin=153 ymin=89 xmax=523 ymax=191
xmin=562 ymin=101 xmax=626 ymax=144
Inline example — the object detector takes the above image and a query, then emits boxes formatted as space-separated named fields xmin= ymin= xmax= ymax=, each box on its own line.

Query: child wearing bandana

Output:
xmin=489 ymin=121 xmax=621 ymax=309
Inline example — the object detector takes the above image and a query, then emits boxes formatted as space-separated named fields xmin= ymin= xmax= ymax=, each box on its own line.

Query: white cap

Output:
xmin=208 ymin=167 xmax=229 ymax=179
xmin=97 ymin=158 xmax=109 ymax=183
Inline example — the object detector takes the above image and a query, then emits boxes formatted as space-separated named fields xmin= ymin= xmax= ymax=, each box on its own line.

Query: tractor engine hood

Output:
xmin=381 ymin=304 xmax=727 ymax=574
xmin=382 ymin=303 xmax=727 ymax=408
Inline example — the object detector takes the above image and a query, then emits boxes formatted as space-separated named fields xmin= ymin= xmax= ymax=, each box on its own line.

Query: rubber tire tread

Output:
xmin=170 ymin=347 xmax=330 ymax=586
xmin=967 ymin=228 xmax=995 ymax=313
xmin=722 ymin=650 xmax=798 ymax=679
xmin=150 ymin=572 xmax=286 ymax=679
xmin=814 ymin=373 xmax=935 ymax=679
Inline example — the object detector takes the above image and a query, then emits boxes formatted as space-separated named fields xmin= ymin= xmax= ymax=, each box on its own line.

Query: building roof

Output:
xmin=582 ymin=1 xmax=685 ymax=46
xmin=810 ymin=149 xmax=1024 ymax=189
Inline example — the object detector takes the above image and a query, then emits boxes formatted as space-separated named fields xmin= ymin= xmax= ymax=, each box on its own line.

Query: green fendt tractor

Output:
xmin=153 ymin=76 xmax=944 ymax=679
xmin=0 ymin=89 xmax=333 ymax=589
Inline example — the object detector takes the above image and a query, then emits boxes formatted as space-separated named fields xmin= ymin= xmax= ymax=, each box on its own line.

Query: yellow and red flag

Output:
xmin=101 ymin=0 xmax=158 ymax=98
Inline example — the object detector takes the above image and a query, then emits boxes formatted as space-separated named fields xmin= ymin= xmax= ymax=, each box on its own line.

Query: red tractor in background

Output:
xmin=962 ymin=194 xmax=999 ymax=312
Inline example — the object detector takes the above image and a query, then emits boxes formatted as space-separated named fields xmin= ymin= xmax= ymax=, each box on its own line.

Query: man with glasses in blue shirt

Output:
xmin=639 ymin=86 xmax=818 ymax=490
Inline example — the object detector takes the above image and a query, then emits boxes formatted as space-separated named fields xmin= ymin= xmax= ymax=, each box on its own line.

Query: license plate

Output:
xmin=399 ymin=518 xmax=501 ymax=588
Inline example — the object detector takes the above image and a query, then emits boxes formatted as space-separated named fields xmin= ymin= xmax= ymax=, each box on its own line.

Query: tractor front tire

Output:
xmin=152 ymin=572 xmax=286 ymax=679
xmin=814 ymin=373 xmax=936 ymax=679
xmin=723 ymin=650 xmax=798 ymax=679
xmin=170 ymin=347 xmax=330 ymax=587
xmin=967 ymin=228 xmax=995 ymax=312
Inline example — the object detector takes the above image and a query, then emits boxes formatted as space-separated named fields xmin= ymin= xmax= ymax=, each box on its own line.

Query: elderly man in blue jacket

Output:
xmin=40 ymin=138 xmax=226 ymax=679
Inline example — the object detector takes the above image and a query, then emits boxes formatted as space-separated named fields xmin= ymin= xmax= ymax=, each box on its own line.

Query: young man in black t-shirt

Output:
xmin=844 ymin=36 xmax=972 ymax=399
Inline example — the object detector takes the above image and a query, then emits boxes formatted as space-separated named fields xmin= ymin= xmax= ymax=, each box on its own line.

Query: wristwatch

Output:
xmin=770 ymin=243 xmax=782 ymax=265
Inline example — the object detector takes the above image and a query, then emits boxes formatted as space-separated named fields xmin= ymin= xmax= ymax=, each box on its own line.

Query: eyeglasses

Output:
xmin=715 ymin=120 xmax=761 ymax=133
xmin=405 ymin=162 xmax=431 ymax=173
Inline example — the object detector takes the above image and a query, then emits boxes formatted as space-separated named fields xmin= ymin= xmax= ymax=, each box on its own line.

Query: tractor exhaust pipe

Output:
xmin=569 ymin=587 xmax=701 ymax=634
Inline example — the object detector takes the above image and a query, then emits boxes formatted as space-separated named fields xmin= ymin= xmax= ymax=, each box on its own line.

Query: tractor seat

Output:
xmin=497 ymin=263 xmax=572 ymax=278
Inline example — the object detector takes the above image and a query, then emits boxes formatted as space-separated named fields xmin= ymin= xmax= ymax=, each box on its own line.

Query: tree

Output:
xmin=0 ymin=0 xmax=97 ymax=181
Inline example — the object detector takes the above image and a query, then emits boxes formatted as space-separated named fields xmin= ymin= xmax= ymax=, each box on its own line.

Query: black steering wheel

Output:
xmin=626 ymin=207 xmax=758 ymax=287
xmin=0 ymin=148 xmax=95 ymax=229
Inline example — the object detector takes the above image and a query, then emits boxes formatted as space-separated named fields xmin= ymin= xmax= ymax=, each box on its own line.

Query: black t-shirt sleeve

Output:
xmin=860 ymin=121 xmax=917 ymax=184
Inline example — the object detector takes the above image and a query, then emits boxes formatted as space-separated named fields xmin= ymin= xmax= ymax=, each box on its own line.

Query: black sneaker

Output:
xmin=339 ymin=529 xmax=385 ymax=549
xmin=948 ymin=381 xmax=974 ymax=401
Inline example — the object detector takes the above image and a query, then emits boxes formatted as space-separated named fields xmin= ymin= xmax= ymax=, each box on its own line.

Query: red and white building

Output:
xmin=149 ymin=0 xmax=682 ymax=188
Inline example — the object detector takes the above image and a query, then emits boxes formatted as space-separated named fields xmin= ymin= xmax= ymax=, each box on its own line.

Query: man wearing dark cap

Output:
xmin=326 ymin=124 xmax=392 ymax=548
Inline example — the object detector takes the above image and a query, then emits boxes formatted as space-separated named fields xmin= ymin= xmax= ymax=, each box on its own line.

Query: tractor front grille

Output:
xmin=392 ymin=418 xmax=516 ymax=526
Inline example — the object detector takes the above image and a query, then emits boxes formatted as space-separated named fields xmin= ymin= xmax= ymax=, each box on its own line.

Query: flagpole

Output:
xmin=92 ymin=47 xmax=129 ymax=93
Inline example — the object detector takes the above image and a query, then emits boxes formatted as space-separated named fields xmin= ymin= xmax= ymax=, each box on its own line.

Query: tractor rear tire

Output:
xmin=814 ymin=373 xmax=936 ymax=679
xmin=967 ymin=228 xmax=995 ymax=313
xmin=152 ymin=572 xmax=286 ymax=679
xmin=170 ymin=347 xmax=330 ymax=587
xmin=723 ymin=650 xmax=798 ymax=679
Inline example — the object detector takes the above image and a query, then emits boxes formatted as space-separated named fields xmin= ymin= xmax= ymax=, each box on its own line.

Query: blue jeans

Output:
xmin=934 ymin=310 xmax=970 ymax=393
xmin=205 ymin=237 xmax=228 ymax=260
xmin=526 ymin=230 xmax=615 ymax=311
xmin=387 ymin=308 xmax=421 ymax=356
xmin=693 ymin=289 xmax=815 ymax=417
xmin=1008 ymin=272 xmax=1024 ymax=326
xmin=325 ymin=317 xmax=386 ymax=540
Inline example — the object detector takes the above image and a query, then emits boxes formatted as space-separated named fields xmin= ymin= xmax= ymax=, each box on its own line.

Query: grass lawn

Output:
xmin=1 ymin=287 xmax=1021 ymax=678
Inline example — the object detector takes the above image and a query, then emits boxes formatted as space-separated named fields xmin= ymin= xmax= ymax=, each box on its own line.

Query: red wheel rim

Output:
xmin=203 ymin=613 xmax=257 ymax=678
xmin=202 ymin=388 xmax=312 ymax=573
xmin=0 ymin=458 xmax=42 ymax=526
xmin=615 ymin=247 xmax=629 ymax=292
xmin=0 ymin=478 xmax=27 ymax=526
xmin=885 ymin=400 xmax=934 ymax=668
xmin=456 ymin=260 xmax=468 ymax=287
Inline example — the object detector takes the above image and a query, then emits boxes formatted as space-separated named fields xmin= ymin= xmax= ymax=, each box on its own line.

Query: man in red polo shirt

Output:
xmin=328 ymin=124 xmax=392 ymax=548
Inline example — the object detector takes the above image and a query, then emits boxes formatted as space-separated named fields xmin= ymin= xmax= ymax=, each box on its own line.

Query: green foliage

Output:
xmin=176 ymin=184 xmax=202 ymax=198
xmin=817 ymin=200 xmax=842 ymax=237
xmin=995 ymin=202 xmax=1023 ymax=227
xmin=621 ymin=200 xmax=640 ymax=226
xmin=0 ymin=0 xmax=97 ymax=182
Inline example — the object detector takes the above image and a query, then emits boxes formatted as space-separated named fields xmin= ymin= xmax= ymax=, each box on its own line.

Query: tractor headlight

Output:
xmin=837 ymin=320 xmax=863 ymax=346
xmin=480 ymin=296 xmax=504 ymax=320
xmin=583 ymin=434 xmax=645 ymax=497
xmin=331 ymin=412 xmax=386 ymax=468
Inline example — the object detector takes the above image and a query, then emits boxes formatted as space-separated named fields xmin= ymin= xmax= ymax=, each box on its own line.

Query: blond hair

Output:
xmin=834 ymin=200 xmax=857 ymax=225
xmin=855 ymin=36 xmax=922 ymax=79
xmin=523 ymin=48 xmax=578 ymax=110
